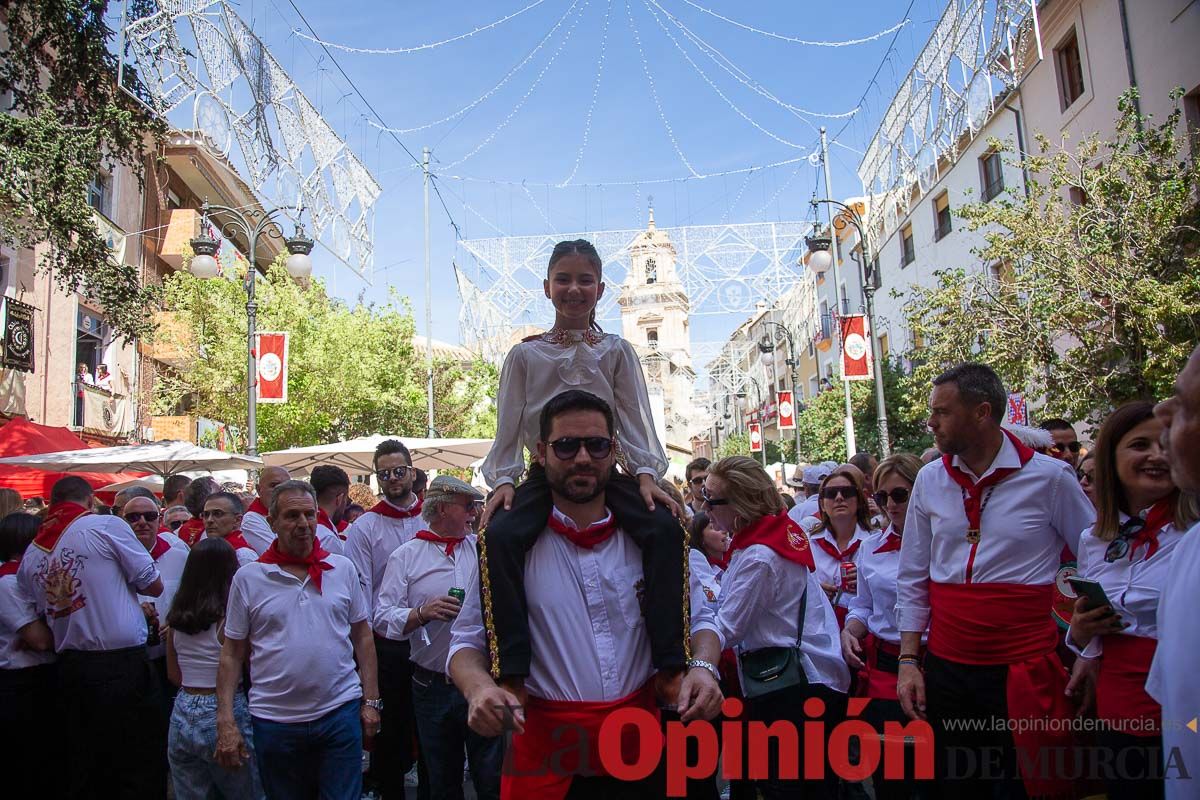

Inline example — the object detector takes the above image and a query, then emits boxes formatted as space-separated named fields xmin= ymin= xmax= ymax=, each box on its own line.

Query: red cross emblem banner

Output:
xmin=748 ymin=423 xmax=764 ymax=453
xmin=777 ymin=390 xmax=796 ymax=430
xmin=255 ymin=332 xmax=289 ymax=404
xmin=839 ymin=315 xmax=872 ymax=381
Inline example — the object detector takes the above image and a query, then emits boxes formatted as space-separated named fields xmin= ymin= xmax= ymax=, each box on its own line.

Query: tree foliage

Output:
xmin=903 ymin=90 xmax=1200 ymax=425
xmin=154 ymin=257 xmax=499 ymax=452
xmin=0 ymin=0 xmax=165 ymax=339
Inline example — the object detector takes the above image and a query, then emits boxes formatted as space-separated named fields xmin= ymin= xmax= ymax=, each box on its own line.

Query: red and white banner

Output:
xmin=1007 ymin=393 xmax=1029 ymax=425
xmin=839 ymin=314 xmax=873 ymax=381
xmin=255 ymin=332 xmax=289 ymax=404
xmin=748 ymin=423 xmax=763 ymax=453
xmin=777 ymin=390 xmax=796 ymax=430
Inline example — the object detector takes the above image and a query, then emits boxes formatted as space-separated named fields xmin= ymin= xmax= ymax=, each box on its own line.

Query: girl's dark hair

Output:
xmin=166 ymin=538 xmax=240 ymax=635
xmin=0 ymin=512 xmax=40 ymax=561
xmin=688 ymin=512 xmax=711 ymax=551
xmin=548 ymin=239 xmax=603 ymax=332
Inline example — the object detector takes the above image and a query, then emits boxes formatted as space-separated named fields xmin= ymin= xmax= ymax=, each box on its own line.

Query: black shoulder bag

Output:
xmin=736 ymin=577 xmax=809 ymax=699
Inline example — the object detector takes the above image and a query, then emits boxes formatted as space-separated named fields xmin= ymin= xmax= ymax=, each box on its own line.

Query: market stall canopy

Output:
xmin=263 ymin=436 xmax=494 ymax=476
xmin=0 ymin=418 xmax=145 ymax=499
xmin=0 ymin=440 xmax=262 ymax=478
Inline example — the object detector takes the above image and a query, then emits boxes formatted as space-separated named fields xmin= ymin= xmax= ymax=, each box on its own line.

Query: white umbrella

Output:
xmin=0 ymin=440 xmax=262 ymax=477
xmin=263 ymin=435 xmax=493 ymax=476
xmin=96 ymin=468 xmax=251 ymax=494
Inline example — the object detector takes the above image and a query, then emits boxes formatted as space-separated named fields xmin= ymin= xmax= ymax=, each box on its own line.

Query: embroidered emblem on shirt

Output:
xmin=35 ymin=548 xmax=88 ymax=619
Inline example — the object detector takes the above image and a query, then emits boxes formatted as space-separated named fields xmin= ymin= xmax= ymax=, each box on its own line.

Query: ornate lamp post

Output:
xmin=758 ymin=322 xmax=805 ymax=481
xmin=736 ymin=375 xmax=768 ymax=468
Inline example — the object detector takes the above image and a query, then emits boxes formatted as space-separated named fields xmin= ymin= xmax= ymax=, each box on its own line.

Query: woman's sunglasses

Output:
xmin=1105 ymin=517 xmax=1144 ymax=563
xmin=821 ymin=486 xmax=858 ymax=501
xmin=872 ymin=488 xmax=911 ymax=507
xmin=549 ymin=436 xmax=613 ymax=460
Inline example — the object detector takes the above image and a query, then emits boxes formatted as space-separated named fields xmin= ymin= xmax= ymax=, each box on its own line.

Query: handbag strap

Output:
xmin=794 ymin=574 xmax=808 ymax=648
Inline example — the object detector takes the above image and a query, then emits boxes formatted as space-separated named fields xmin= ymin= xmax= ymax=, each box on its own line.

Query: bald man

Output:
xmin=240 ymin=466 xmax=290 ymax=555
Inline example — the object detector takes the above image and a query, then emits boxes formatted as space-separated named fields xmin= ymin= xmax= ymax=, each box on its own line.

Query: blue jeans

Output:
xmin=251 ymin=698 xmax=362 ymax=800
xmin=411 ymin=665 xmax=503 ymax=800
xmin=168 ymin=691 xmax=263 ymax=800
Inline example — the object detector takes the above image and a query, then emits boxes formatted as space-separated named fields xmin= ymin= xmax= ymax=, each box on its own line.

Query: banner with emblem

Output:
xmin=255 ymin=332 xmax=288 ymax=403
xmin=748 ymin=422 xmax=763 ymax=453
xmin=1 ymin=298 xmax=36 ymax=373
xmin=777 ymin=390 xmax=796 ymax=430
xmin=1007 ymin=393 xmax=1029 ymax=425
xmin=839 ymin=314 xmax=872 ymax=381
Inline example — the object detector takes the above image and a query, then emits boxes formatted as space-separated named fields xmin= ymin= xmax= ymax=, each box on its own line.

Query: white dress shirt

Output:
xmin=344 ymin=498 xmax=425 ymax=636
xmin=18 ymin=515 xmax=160 ymax=652
xmin=1067 ymin=515 xmax=1188 ymax=659
xmin=375 ymin=533 xmax=478 ymax=673
xmin=225 ymin=553 xmax=368 ymax=723
xmin=481 ymin=332 xmax=667 ymax=487
xmin=896 ymin=438 xmax=1096 ymax=633
xmin=239 ymin=505 xmax=275 ymax=555
xmin=708 ymin=544 xmax=850 ymax=693
xmin=139 ymin=540 xmax=189 ymax=660
xmin=805 ymin=524 xmax=871 ymax=611
xmin=847 ymin=526 xmax=927 ymax=644
xmin=1148 ymin=521 xmax=1200 ymax=799
xmin=788 ymin=495 xmax=821 ymax=526
xmin=0 ymin=567 xmax=55 ymax=670
xmin=449 ymin=507 xmax=655 ymax=702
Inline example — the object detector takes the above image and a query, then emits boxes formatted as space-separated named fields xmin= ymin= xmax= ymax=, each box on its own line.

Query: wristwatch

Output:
xmin=363 ymin=699 xmax=384 ymax=711
xmin=686 ymin=658 xmax=720 ymax=681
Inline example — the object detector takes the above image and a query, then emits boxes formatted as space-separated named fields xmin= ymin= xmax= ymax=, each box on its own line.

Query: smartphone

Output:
xmin=1066 ymin=576 xmax=1113 ymax=610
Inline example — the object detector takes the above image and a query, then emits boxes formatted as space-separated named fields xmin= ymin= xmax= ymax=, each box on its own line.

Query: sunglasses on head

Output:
xmin=123 ymin=511 xmax=159 ymax=524
xmin=873 ymin=488 xmax=911 ymax=507
xmin=1051 ymin=441 xmax=1082 ymax=454
xmin=548 ymin=436 xmax=613 ymax=460
xmin=821 ymin=485 xmax=858 ymax=501
xmin=375 ymin=466 xmax=411 ymax=482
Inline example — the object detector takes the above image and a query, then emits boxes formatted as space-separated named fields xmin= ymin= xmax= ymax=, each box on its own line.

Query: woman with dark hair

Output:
xmin=165 ymin=538 xmax=263 ymax=800
xmin=806 ymin=465 xmax=876 ymax=628
xmin=1067 ymin=401 xmax=1198 ymax=800
xmin=688 ymin=511 xmax=729 ymax=610
xmin=1077 ymin=451 xmax=1097 ymax=509
xmin=341 ymin=503 xmax=366 ymax=527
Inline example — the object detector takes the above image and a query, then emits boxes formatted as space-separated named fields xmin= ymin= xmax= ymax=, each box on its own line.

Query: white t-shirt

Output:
xmin=139 ymin=538 xmax=189 ymax=660
xmin=0 ymin=566 xmax=55 ymax=670
xmin=18 ymin=514 xmax=160 ymax=652
xmin=225 ymin=553 xmax=368 ymax=723
xmin=239 ymin=503 xmax=275 ymax=555
xmin=344 ymin=500 xmax=425 ymax=634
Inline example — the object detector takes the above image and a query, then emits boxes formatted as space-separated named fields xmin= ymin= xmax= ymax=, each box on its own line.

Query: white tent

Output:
xmin=262 ymin=436 xmax=493 ymax=476
xmin=0 ymin=441 xmax=262 ymax=477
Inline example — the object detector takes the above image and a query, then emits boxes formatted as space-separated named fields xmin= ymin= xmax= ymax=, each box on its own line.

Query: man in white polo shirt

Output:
xmin=375 ymin=475 xmax=502 ymax=800
xmin=202 ymin=491 xmax=258 ymax=567
xmin=17 ymin=475 xmax=166 ymax=797
xmin=216 ymin=479 xmax=380 ymax=800
xmin=344 ymin=438 xmax=426 ymax=797
xmin=239 ymin=466 xmax=291 ymax=554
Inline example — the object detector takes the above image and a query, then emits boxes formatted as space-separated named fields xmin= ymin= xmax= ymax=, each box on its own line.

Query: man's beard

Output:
xmin=383 ymin=483 xmax=414 ymax=504
xmin=546 ymin=463 xmax=610 ymax=504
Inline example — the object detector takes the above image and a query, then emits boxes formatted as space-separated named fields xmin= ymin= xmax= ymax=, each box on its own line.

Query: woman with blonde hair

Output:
xmin=805 ymin=465 xmax=875 ymax=628
xmin=1067 ymin=401 xmax=1198 ymax=800
xmin=702 ymin=456 xmax=849 ymax=799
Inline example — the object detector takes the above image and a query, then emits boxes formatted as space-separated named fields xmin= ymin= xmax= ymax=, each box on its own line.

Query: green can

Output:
xmin=448 ymin=587 xmax=466 ymax=603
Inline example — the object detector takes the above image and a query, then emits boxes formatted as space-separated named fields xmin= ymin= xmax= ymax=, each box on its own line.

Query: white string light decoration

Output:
xmin=674 ymin=0 xmax=911 ymax=47
xmin=557 ymin=0 xmax=614 ymax=187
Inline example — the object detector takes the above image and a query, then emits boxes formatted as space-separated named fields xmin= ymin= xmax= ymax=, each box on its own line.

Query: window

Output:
xmin=878 ymin=332 xmax=889 ymax=361
xmin=1184 ymin=87 xmax=1200 ymax=162
xmin=1055 ymin=30 xmax=1086 ymax=110
xmin=87 ymin=172 xmax=112 ymax=217
xmin=981 ymin=152 xmax=1004 ymax=202
xmin=900 ymin=224 xmax=916 ymax=267
xmin=646 ymin=328 xmax=658 ymax=347
xmin=839 ymin=282 xmax=849 ymax=315
xmin=1068 ymin=187 xmax=1088 ymax=206
xmin=645 ymin=257 xmax=657 ymax=285
xmin=933 ymin=193 xmax=952 ymax=241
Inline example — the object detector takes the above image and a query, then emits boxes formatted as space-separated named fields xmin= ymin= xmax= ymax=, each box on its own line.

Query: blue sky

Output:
xmin=201 ymin=0 xmax=946 ymax=344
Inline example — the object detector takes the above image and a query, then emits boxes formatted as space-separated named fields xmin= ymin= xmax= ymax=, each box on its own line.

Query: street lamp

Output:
xmin=736 ymin=376 xmax=768 ymax=468
xmin=807 ymin=199 xmax=892 ymax=457
xmin=189 ymin=200 xmax=314 ymax=456
xmin=758 ymin=322 xmax=804 ymax=484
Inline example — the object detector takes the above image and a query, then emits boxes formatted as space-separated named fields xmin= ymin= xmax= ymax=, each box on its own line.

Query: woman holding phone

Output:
xmin=1067 ymin=401 xmax=1198 ymax=800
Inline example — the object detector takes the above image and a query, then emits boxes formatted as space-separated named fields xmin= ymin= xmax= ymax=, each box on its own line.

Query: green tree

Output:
xmin=0 ymin=0 xmax=165 ymax=339
xmin=154 ymin=256 xmax=498 ymax=452
xmin=903 ymin=90 xmax=1200 ymax=425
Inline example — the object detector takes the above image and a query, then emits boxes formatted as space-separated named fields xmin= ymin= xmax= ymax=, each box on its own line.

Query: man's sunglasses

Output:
xmin=1051 ymin=441 xmax=1082 ymax=454
xmin=821 ymin=486 xmax=858 ymax=501
xmin=689 ymin=476 xmax=707 ymax=485
xmin=168 ymin=519 xmax=185 ymax=531
xmin=123 ymin=511 xmax=159 ymax=524
xmin=201 ymin=509 xmax=231 ymax=519
xmin=375 ymin=466 xmax=412 ymax=481
xmin=872 ymin=488 xmax=911 ymax=507
xmin=548 ymin=437 xmax=613 ymax=460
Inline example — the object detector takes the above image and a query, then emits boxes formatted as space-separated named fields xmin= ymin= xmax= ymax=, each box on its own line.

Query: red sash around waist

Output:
xmin=502 ymin=681 xmax=660 ymax=800
xmin=929 ymin=582 xmax=1074 ymax=798
xmin=863 ymin=635 xmax=925 ymax=701
xmin=1097 ymin=634 xmax=1160 ymax=736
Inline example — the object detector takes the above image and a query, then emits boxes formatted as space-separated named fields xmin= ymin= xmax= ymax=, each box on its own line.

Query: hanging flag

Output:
xmin=1 ymin=298 xmax=36 ymax=373
xmin=1007 ymin=393 xmax=1028 ymax=425
xmin=777 ymin=390 xmax=796 ymax=430
xmin=840 ymin=314 xmax=872 ymax=381
xmin=255 ymin=332 xmax=288 ymax=403
xmin=748 ymin=423 xmax=763 ymax=453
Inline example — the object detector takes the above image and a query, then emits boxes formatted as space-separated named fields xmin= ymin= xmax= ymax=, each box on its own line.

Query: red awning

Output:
xmin=0 ymin=418 xmax=143 ymax=500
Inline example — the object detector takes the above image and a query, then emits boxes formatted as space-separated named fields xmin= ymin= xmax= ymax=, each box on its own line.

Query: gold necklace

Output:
xmin=543 ymin=327 xmax=604 ymax=346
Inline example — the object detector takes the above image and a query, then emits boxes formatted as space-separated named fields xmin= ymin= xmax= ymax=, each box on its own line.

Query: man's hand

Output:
xmin=1066 ymin=656 xmax=1099 ymax=717
xmin=421 ymin=596 xmax=462 ymax=623
xmin=361 ymin=704 xmax=382 ymax=742
xmin=214 ymin=720 xmax=249 ymax=769
xmin=841 ymin=628 xmax=865 ymax=670
xmin=479 ymin=484 xmax=515 ymax=530
xmin=678 ymin=666 xmax=723 ymax=722
xmin=466 ymin=684 xmax=525 ymax=737
xmin=638 ymin=473 xmax=681 ymax=517
xmin=897 ymin=662 xmax=927 ymax=721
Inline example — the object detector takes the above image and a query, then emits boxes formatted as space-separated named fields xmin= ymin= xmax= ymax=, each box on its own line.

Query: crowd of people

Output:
xmin=2 ymin=237 xmax=1199 ymax=800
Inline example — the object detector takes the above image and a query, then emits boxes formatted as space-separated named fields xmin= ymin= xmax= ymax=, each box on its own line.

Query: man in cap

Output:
xmin=789 ymin=463 xmax=832 ymax=525
xmin=375 ymin=475 xmax=502 ymax=799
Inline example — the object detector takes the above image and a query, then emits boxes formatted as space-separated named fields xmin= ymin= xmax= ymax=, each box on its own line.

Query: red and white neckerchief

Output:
xmin=247 ymin=497 xmax=270 ymax=517
xmin=369 ymin=498 xmax=423 ymax=520
xmin=415 ymin=529 xmax=467 ymax=558
xmin=874 ymin=528 xmax=902 ymax=554
xmin=258 ymin=539 xmax=334 ymax=593
xmin=1126 ymin=497 xmax=1175 ymax=562
xmin=149 ymin=535 xmax=172 ymax=561
xmin=223 ymin=530 xmax=252 ymax=552
xmin=730 ymin=510 xmax=816 ymax=570
xmin=547 ymin=512 xmax=618 ymax=550
xmin=33 ymin=502 xmax=93 ymax=552
xmin=941 ymin=429 xmax=1035 ymax=582
xmin=813 ymin=535 xmax=863 ymax=562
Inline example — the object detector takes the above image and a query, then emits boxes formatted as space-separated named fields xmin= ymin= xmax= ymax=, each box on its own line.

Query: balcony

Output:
xmin=74 ymin=386 xmax=133 ymax=438
xmin=156 ymin=208 xmax=202 ymax=269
